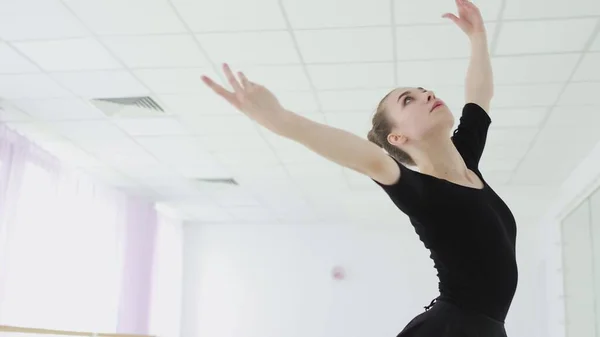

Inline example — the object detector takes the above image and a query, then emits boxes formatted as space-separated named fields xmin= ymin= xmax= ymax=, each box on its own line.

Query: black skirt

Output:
xmin=397 ymin=299 xmax=508 ymax=337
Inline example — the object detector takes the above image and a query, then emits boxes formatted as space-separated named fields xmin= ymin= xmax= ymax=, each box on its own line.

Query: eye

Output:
xmin=403 ymin=96 xmax=413 ymax=105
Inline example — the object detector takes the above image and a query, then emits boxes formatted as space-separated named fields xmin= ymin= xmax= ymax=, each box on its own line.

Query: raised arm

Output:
xmin=201 ymin=64 xmax=400 ymax=185
xmin=444 ymin=0 xmax=493 ymax=112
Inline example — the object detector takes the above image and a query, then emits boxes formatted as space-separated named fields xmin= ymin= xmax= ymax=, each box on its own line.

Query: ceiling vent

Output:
xmin=91 ymin=96 xmax=165 ymax=118
xmin=190 ymin=178 xmax=239 ymax=191
xmin=193 ymin=178 xmax=238 ymax=185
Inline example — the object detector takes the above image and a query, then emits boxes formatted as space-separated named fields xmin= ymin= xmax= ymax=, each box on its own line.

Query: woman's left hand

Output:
xmin=442 ymin=0 xmax=486 ymax=38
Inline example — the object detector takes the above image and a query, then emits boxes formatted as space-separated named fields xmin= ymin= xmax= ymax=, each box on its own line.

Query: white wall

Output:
xmin=181 ymin=221 xmax=545 ymax=337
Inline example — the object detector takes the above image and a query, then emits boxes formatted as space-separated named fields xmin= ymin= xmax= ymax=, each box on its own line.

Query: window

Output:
xmin=2 ymin=162 xmax=121 ymax=331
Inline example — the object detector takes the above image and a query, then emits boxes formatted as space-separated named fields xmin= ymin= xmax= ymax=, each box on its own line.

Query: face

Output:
xmin=382 ymin=87 xmax=454 ymax=145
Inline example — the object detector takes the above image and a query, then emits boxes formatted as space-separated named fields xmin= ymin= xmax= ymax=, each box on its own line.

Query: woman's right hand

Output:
xmin=202 ymin=63 xmax=291 ymax=132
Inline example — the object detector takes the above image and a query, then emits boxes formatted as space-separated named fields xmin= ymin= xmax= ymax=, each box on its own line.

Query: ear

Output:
xmin=387 ymin=133 xmax=407 ymax=147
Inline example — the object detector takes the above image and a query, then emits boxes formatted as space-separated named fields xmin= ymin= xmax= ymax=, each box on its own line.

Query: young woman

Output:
xmin=202 ymin=0 xmax=516 ymax=335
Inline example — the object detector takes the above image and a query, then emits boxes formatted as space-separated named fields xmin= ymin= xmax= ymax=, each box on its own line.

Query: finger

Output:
xmin=201 ymin=75 xmax=239 ymax=106
xmin=223 ymin=63 xmax=245 ymax=95
xmin=442 ymin=13 xmax=461 ymax=25
xmin=238 ymin=71 xmax=251 ymax=89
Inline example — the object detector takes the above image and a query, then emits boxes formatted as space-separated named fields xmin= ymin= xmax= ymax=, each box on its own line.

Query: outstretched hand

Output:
xmin=442 ymin=0 xmax=486 ymax=38
xmin=201 ymin=64 xmax=290 ymax=131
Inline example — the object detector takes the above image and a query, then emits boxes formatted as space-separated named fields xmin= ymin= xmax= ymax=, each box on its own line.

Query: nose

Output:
xmin=425 ymin=90 xmax=436 ymax=102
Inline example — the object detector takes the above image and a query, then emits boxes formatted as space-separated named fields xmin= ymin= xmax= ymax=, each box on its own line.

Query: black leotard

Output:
xmin=374 ymin=103 xmax=518 ymax=323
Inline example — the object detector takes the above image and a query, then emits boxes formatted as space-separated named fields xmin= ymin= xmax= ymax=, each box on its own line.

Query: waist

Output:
xmin=432 ymin=296 xmax=507 ymax=325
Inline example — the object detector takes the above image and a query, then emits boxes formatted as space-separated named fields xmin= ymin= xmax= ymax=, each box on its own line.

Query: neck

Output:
xmin=411 ymin=137 xmax=468 ymax=179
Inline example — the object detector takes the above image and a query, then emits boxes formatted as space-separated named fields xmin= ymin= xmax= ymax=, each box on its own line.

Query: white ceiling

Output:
xmin=0 ymin=0 xmax=599 ymax=224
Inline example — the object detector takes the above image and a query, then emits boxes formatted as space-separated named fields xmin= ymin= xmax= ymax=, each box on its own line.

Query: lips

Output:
xmin=430 ymin=100 xmax=445 ymax=112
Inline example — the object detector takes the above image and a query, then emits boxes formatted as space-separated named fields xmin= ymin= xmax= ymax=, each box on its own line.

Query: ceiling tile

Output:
xmin=0 ymin=43 xmax=39 ymax=74
xmin=431 ymin=86 xmax=465 ymax=111
xmin=572 ymin=53 xmax=600 ymax=82
xmin=227 ymin=206 xmax=275 ymax=222
xmin=0 ymin=0 xmax=87 ymax=41
xmin=285 ymin=162 xmax=343 ymax=181
xmin=102 ymin=35 xmax=210 ymax=68
xmin=283 ymin=0 xmax=390 ymax=28
xmin=495 ymin=19 xmax=597 ymax=55
xmin=11 ymin=98 xmax=105 ymax=120
xmin=481 ymin=170 xmax=513 ymax=186
xmin=295 ymin=28 xmax=393 ymax=63
xmin=45 ymin=120 xmax=130 ymax=144
xmin=0 ymin=104 xmax=32 ymax=122
xmin=325 ymin=112 xmax=372 ymax=137
xmin=511 ymin=126 xmax=600 ymax=184
xmin=199 ymin=132 xmax=272 ymax=152
xmin=134 ymin=68 xmax=218 ymax=94
xmin=113 ymin=117 xmax=190 ymax=136
xmin=210 ymin=188 xmax=262 ymax=207
xmin=117 ymin=163 xmax=180 ymax=182
xmin=276 ymin=145 xmax=336 ymax=164
xmin=307 ymin=63 xmax=395 ymax=90
xmin=171 ymin=203 xmax=232 ymax=222
xmin=492 ymin=54 xmax=580 ymax=84
xmin=545 ymin=107 xmax=600 ymax=127
xmin=479 ymin=156 xmax=522 ymax=171
xmin=396 ymin=24 xmax=496 ymax=60
xmin=233 ymin=165 xmax=292 ymax=189
xmin=492 ymin=84 xmax=564 ymax=108
xmin=488 ymin=107 xmax=548 ymax=128
xmin=318 ymin=88 xmax=392 ymax=111
xmin=56 ymin=132 xmax=160 ymax=169
xmin=51 ymin=71 xmax=150 ymax=98
xmin=214 ymin=150 xmax=280 ymax=170
xmin=231 ymin=65 xmax=311 ymax=91
xmin=5 ymin=121 xmax=65 ymax=144
xmin=178 ymin=114 xmax=257 ymax=136
xmin=135 ymin=136 xmax=228 ymax=177
xmin=592 ymin=34 xmax=600 ymax=52
xmin=13 ymin=38 xmax=121 ymax=72
xmin=83 ymin=166 xmax=139 ymax=188
xmin=39 ymin=140 xmax=103 ymax=168
xmin=0 ymin=74 xmax=72 ymax=99
xmin=197 ymin=32 xmax=299 ymax=65
xmin=504 ymin=0 xmax=600 ymax=19
xmin=272 ymin=91 xmax=320 ymax=114
xmin=484 ymin=142 xmax=530 ymax=162
xmin=394 ymin=0 xmax=501 ymax=24
xmin=557 ymin=82 xmax=600 ymax=107
xmin=158 ymin=93 xmax=239 ymax=116
xmin=396 ymin=59 xmax=468 ymax=88
xmin=172 ymin=0 xmax=286 ymax=32
xmin=63 ymin=0 xmax=186 ymax=35
xmin=485 ymin=127 xmax=538 ymax=150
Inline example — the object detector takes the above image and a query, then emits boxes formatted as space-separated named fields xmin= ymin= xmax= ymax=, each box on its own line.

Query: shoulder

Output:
xmin=462 ymin=102 xmax=491 ymax=122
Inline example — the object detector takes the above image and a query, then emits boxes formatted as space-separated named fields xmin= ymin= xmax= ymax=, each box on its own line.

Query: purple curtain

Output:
xmin=117 ymin=198 xmax=159 ymax=335
xmin=0 ymin=123 xmax=160 ymax=333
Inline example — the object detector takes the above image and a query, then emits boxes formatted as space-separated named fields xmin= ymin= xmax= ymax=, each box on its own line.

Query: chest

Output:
xmin=419 ymin=183 xmax=517 ymax=245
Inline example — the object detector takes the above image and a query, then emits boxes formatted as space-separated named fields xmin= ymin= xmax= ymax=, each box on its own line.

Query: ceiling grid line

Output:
xmin=164 ymin=0 xmax=310 ymax=222
xmin=0 ymin=9 xmax=169 ymax=201
xmin=507 ymin=17 xmax=600 ymax=184
xmin=51 ymin=0 xmax=223 ymax=203
xmin=5 ymin=52 xmax=600 ymax=77
xmin=489 ymin=0 xmax=507 ymax=55
xmin=277 ymin=0 xmax=325 ymax=117
xmin=391 ymin=0 xmax=399 ymax=88
xmin=163 ymin=0 xmax=227 ymax=84
xmin=161 ymin=0 xmax=273 ymax=220
xmin=5 ymin=14 xmax=600 ymax=44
